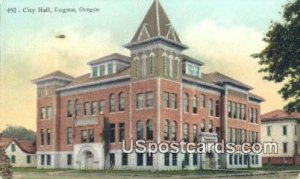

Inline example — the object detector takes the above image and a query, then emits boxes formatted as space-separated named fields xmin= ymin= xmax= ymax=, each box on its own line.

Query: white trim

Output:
xmin=155 ymin=0 xmax=161 ymax=36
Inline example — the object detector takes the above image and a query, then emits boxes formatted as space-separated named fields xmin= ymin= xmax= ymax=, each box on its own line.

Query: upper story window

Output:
xmin=184 ymin=93 xmax=189 ymax=112
xmin=171 ymin=121 xmax=177 ymax=141
xmin=75 ymin=99 xmax=80 ymax=116
xmin=99 ymin=100 xmax=105 ymax=113
xmin=228 ymin=101 xmax=232 ymax=118
xmin=267 ymin=126 xmax=272 ymax=136
xmin=92 ymin=101 xmax=98 ymax=115
xmin=200 ymin=94 xmax=205 ymax=108
xmin=192 ymin=96 xmax=198 ymax=114
xmin=164 ymin=120 xmax=170 ymax=141
xmin=183 ymin=123 xmax=189 ymax=142
xmin=90 ymin=62 xmax=116 ymax=78
xmin=208 ymin=99 xmax=213 ymax=116
xmin=215 ymin=100 xmax=220 ymax=117
xmin=283 ymin=125 xmax=288 ymax=136
xmin=186 ymin=62 xmax=201 ymax=77
xmin=136 ymin=93 xmax=144 ymax=109
xmin=11 ymin=144 xmax=16 ymax=152
xmin=41 ymin=107 xmax=46 ymax=119
xmin=109 ymin=94 xmax=115 ymax=112
xmin=107 ymin=63 xmax=113 ymax=75
xmin=171 ymin=93 xmax=177 ymax=109
xmin=137 ymin=120 xmax=143 ymax=140
xmin=40 ymin=129 xmax=44 ymax=146
xmin=119 ymin=92 xmax=125 ymax=111
xmin=67 ymin=101 xmax=73 ymax=117
xmin=200 ymin=119 xmax=206 ymax=132
xmin=46 ymin=129 xmax=51 ymax=145
xmin=84 ymin=102 xmax=90 ymax=115
xmin=163 ymin=92 xmax=170 ymax=108
xmin=146 ymin=92 xmax=153 ymax=108
xmin=208 ymin=120 xmax=213 ymax=133
xmin=146 ymin=119 xmax=153 ymax=140
xmin=47 ymin=107 xmax=52 ymax=119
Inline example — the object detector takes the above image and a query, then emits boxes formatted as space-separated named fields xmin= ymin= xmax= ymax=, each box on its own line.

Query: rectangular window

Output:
xmin=239 ymin=155 xmax=243 ymax=165
xmin=237 ymin=103 xmax=241 ymax=119
xmin=283 ymin=142 xmax=288 ymax=153
xmin=122 ymin=153 xmax=128 ymax=166
xmin=146 ymin=153 xmax=153 ymax=166
xmin=92 ymin=101 xmax=98 ymax=115
xmin=100 ymin=65 xmax=105 ymax=76
xmin=108 ymin=63 xmax=113 ymax=75
xmin=46 ymin=129 xmax=51 ymax=145
xmin=41 ymin=155 xmax=45 ymax=165
xmin=81 ymin=130 xmax=87 ymax=143
xmin=193 ymin=124 xmax=197 ymax=143
xmin=172 ymin=153 xmax=177 ymax=166
xmin=171 ymin=93 xmax=177 ymax=109
xmin=267 ymin=126 xmax=271 ymax=137
xmin=41 ymin=107 xmax=46 ymax=119
xmin=184 ymin=153 xmax=189 ymax=166
xmin=92 ymin=66 xmax=98 ymax=77
xmin=67 ymin=154 xmax=72 ymax=166
xmin=11 ymin=144 xmax=15 ymax=152
xmin=229 ymin=154 xmax=233 ymax=165
xmin=228 ymin=101 xmax=232 ymax=118
xmin=99 ymin=100 xmax=105 ymax=113
xmin=84 ymin=102 xmax=90 ymax=115
xmin=119 ymin=123 xmax=125 ymax=142
xmin=183 ymin=123 xmax=189 ymax=142
xmin=193 ymin=153 xmax=198 ymax=166
xmin=200 ymin=94 xmax=205 ymax=108
xmin=89 ymin=130 xmax=94 ymax=143
xmin=163 ymin=92 xmax=170 ymax=108
xmin=67 ymin=127 xmax=73 ymax=144
xmin=215 ymin=100 xmax=220 ymax=117
xmin=137 ymin=153 xmax=143 ymax=166
xmin=283 ymin=126 xmax=288 ymax=135
xmin=137 ymin=93 xmax=144 ymax=109
xmin=47 ymin=107 xmax=52 ymax=119
xmin=47 ymin=155 xmax=51 ymax=166
xmin=109 ymin=153 xmax=115 ymax=166
xmin=27 ymin=155 xmax=31 ymax=164
xmin=232 ymin=102 xmax=237 ymax=119
xmin=11 ymin=155 xmax=16 ymax=164
xmin=228 ymin=128 xmax=232 ymax=142
xmin=244 ymin=155 xmax=248 ymax=165
xmin=146 ymin=92 xmax=153 ymax=107
xmin=109 ymin=124 xmax=115 ymax=143
xmin=164 ymin=153 xmax=170 ymax=166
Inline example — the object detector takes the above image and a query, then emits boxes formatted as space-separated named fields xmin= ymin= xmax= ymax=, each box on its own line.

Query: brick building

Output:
xmin=33 ymin=0 xmax=264 ymax=170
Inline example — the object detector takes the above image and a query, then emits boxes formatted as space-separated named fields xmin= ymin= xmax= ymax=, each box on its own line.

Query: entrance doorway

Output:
xmin=80 ymin=151 xmax=95 ymax=169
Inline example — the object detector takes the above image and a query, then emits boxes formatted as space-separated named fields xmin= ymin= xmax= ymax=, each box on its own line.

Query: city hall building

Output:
xmin=33 ymin=0 xmax=264 ymax=170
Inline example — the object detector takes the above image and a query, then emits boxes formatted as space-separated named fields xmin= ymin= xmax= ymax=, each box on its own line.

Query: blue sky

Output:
xmin=0 ymin=0 xmax=288 ymax=130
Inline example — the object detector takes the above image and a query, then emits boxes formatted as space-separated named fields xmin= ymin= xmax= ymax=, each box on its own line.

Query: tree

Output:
xmin=2 ymin=125 xmax=36 ymax=141
xmin=252 ymin=0 xmax=300 ymax=112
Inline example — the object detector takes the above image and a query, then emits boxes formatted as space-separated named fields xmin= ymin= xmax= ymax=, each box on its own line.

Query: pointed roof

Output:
xmin=33 ymin=70 xmax=74 ymax=83
xmin=125 ymin=0 xmax=187 ymax=49
xmin=261 ymin=109 xmax=300 ymax=121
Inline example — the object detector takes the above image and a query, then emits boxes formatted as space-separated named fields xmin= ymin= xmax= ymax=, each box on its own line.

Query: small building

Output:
xmin=261 ymin=109 xmax=300 ymax=165
xmin=0 ymin=137 xmax=36 ymax=167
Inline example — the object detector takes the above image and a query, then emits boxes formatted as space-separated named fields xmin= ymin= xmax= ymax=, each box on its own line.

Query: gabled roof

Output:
xmin=0 ymin=137 xmax=36 ymax=154
xmin=125 ymin=0 xmax=187 ymax=49
xmin=261 ymin=109 xmax=300 ymax=121
xmin=33 ymin=70 xmax=74 ymax=83
xmin=87 ymin=53 xmax=131 ymax=65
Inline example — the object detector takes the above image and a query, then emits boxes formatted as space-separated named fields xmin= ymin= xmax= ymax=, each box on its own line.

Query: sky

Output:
xmin=0 ymin=0 xmax=289 ymax=131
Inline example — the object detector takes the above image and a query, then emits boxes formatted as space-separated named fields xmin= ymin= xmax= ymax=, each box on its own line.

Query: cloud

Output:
xmin=182 ymin=19 xmax=286 ymax=113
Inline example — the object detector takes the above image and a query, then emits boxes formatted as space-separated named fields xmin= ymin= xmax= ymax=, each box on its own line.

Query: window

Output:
xmin=172 ymin=153 xmax=177 ymax=166
xmin=11 ymin=155 xmax=16 ymax=164
xmin=46 ymin=129 xmax=51 ymax=145
xmin=47 ymin=107 xmax=52 ymax=119
xmin=146 ymin=120 xmax=153 ymax=140
xmin=146 ymin=92 xmax=153 ymax=107
xmin=208 ymin=99 xmax=213 ymax=116
xmin=134 ymin=60 xmax=139 ymax=78
xmin=215 ymin=100 xmax=220 ymax=117
xmin=208 ymin=121 xmax=213 ymax=133
xmin=110 ymin=153 xmax=115 ymax=166
xmin=109 ymin=124 xmax=115 ymax=143
xmin=67 ymin=127 xmax=73 ymax=144
xmin=89 ymin=130 xmax=95 ymax=143
xmin=27 ymin=155 xmax=31 ymax=164
xmin=232 ymin=102 xmax=236 ymax=119
xmin=119 ymin=123 xmax=125 ymax=142
xmin=283 ymin=126 xmax=288 ymax=136
xmin=174 ymin=59 xmax=179 ymax=78
xmin=186 ymin=63 xmax=200 ymax=77
xmin=40 ymin=129 xmax=44 ymax=145
xmin=92 ymin=101 xmax=97 ymax=115
xmin=244 ymin=155 xmax=248 ymax=165
xmin=47 ymin=155 xmax=51 ymax=166
xmin=171 ymin=93 xmax=177 ymax=109
xmin=283 ymin=142 xmax=288 ymax=153
xmin=99 ymin=100 xmax=105 ymax=113
xmin=92 ymin=66 xmax=98 ymax=77
xmin=200 ymin=94 xmax=205 ymax=108
xmin=164 ymin=153 xmax=170 ymax=166
xmin=67 ymin=101 xmax=73 ymax=117
xmin=228 ymin=128 xmax=232 ymax=142
xmin=137 ymin=120 xmax=143 ymax=140
xmin=253 ymin=109 xmax=257 ymax=123
xmin=234 ymin=154 xmax=238 ymax=165
xmin=122 ymin=153 xmax=128 ymax=166
xmin=164 ymin=120 xmax=169 ymax=141
xmin=239 ymin=155 xmax=243 ymax=165
xmin=232 ymin=129 xmax=237 ymax=144
xmin=237 ymin=103 xmax=241 ymax=119
xmin=163 ymin=92 xmax=170 ymax=108
xmin=41 ymin=107 xmax=46 ymax=119
xmin=119 ymin=92 xmax=125 ymax=111
xmin=267 ymin=126 xmax=271 ymax=137
xmin=184 ymin=93 xmax=189 ymax=112
xmin=171 ymin=121 xmax=177 ymax=141
xmin=193 ymin=124 xmax=197 ymax=143
xmin=137 ymin=93 xmax=144 ymax=109
xmin=137 ymin=153 xmax=143 ymax=166
xmin=201 ymin=119 xmax=206 ymax=132
xmin=108 ymin=63 xmax=113 ymax=75
xmin=11 ymin=144 xmax=15 ymax=152
xmin=183 ymin=123 xmax=189 ymax=142
xmin=228 ymin=101 xmax=232 ymax=118
xmin=84 ymin=102 xmax=90 ymax=115
xmin=109 ymin=94 xmax=115 ymax=112
xmin=192 ymin=96 xmax=198 ymax=114
xmin=100 ymin=65 xmax=105 ymax=76
xmin=241 ymin=104 xmax=246 ymax=120
xmin=81 ymin=130 xmax=87 ymax=143
xmin=67 ymin=154 xmax=72 ymax=166
xmin=149 ymin=55 xmax=154 ymax=75
xmin=229 ymin=154 xmax=233 ymax=165
xmin=41 ymin=155 xmax=45 ymax=165
xmin=184 ymin=153 xmax=189 ymax=166
xmin=193 ymin=153 xmax=198 ymax=165
xmin=75 ymin=99 xmax=80 ymax=116
xmin=146 ymin=153 xmax=153 ymax=166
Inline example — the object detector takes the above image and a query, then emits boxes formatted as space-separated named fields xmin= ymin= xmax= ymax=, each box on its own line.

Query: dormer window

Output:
xmin=186 ymin=62 xmax=201 ymax=77
xmin=90 ymin=62 xmax=116 ymax=78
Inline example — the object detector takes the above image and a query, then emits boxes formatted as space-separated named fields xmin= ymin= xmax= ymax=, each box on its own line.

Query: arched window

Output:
xmin=164 ymin=120 xmax=169 ymax=141
xmin=168 ymin=55 xmax=173 ymax=77
xmin=67 ymin=100 xmax=73 ymax=117
xmin=208 ymin=99 xmax=213 ymax=116
xmin=40 ymin=129 xmax=44 ymax=146
xmin=46 ymin=129 xmax=51 ymax=145
xmin=208 ymin=120 xmax=213 ymax=133
xmin=163 ymin=54 xmax=168 ymax=76
xmin=215 ymin=100 xmax=220 ymax=117
xmin=119 ymin=92 xmax=125 ymax=111
xmin=137 ymin=120 xmax=143 ymax=140
xmin=171 ymin=121 xmax=177 ymax=141
xmin=109 ymin=94 xmax=115 ymax=112
xmin=75 ymin=99 xmax=80 ymax=116
xmin=184 ymin=93 xmax=189 ymax=112
xmin=149 ymin=54 xmax=155 ymax=75
xmin=146 ymin=119 xmax=153 ymax=140
xmin=201 ymin=119 xmax=206 ymax=132
xmin=193 ymin=124 xmax=198 ymax=143
xmin=142 ymin=55 xmax=147 ymax=77
xmin=192 ymin=96 xmax=198 ymax=114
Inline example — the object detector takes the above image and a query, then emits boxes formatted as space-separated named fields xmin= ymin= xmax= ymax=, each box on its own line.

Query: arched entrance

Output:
xmin=80 ymin=150 xmax=95 ymax=170
xmin=205 ymin=152 xmax=214 ymax=169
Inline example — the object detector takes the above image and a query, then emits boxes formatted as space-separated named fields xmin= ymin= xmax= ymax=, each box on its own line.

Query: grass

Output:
xmin=12 ymin=167 xmax=70 ymax=173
